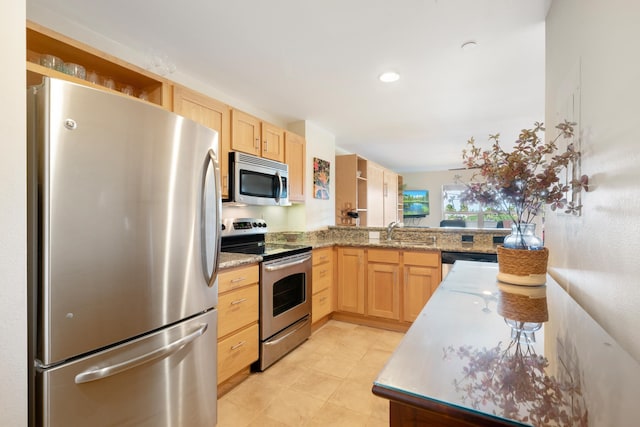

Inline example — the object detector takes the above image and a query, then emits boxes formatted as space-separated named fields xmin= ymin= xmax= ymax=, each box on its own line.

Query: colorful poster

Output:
xmin=313 ymin=157 xmax=330 ymax=200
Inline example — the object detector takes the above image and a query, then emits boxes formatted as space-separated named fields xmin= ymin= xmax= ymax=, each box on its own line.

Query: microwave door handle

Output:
xmin=274 ymin=171 xmax=282 ymax=204
xmin=201 ymin=149 xmax=221 ymax=287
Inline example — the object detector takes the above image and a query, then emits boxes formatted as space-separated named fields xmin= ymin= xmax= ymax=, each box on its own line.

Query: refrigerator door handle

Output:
xmin=202 ymin=148 xmax=222 ymax=287
xmin=74 ymin=323 xmax=208 ymax=384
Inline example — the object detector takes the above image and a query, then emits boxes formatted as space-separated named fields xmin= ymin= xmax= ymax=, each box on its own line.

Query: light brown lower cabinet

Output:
xmin=217 ymin=323 xmax=259 ymax=385
xmin=367 ymin=249 xmax=401 ymax=320
xmin=312 ymin=248 xmax=334 ymax=323
xmin=403 ymin=251 xmax=441 ymax=322
xmin=336 ymin=247 xmax=366 ymax=314
xmin=335 ymin=246 xmax=441 ymax=327
xmin=217 ymin=265 xmax=259 ymax=385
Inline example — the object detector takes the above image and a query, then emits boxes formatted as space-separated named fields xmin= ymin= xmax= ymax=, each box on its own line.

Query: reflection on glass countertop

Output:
xmin=374 ymin=261 xmax=639 ymax=427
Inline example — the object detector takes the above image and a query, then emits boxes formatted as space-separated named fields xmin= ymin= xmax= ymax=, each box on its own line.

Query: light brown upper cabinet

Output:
xmin=335 ymin=154 xmax=369 ymax=226
xmin=173 ymin=85 xmax=231 ymax=199
xmin=285 ymin=131 xmax=306 ymax=202
xmin=261 ymin=122 xmax=285 ymax=162
xmin=26 ymin=21 xmax=171 ymax=109
xmin=231 ymin=109 xmax=285 ymax=162
xmin=383 ymin=169 xmax=399 ymax=225
xmin=366 ymin=161 xmax=385 ymax=227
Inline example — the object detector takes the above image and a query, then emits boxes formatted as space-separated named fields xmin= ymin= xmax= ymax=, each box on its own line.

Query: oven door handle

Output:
xmin=265 ymin=317 xmax=310 ymax=346
xmin=264 ymin=254 xmax=311 ymax=272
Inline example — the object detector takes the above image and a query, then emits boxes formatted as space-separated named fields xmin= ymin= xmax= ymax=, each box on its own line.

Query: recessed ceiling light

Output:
xmin=461 ymin=40 xmax=478 ymax=50
xmin=379 ymin=71 xmax=400 ymax=83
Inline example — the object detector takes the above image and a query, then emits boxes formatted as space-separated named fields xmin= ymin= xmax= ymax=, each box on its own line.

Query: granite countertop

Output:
xmin=219 ymin=252 xmax=262 ymax=270
xmin=373 ymin=261 xmax=640 ymax=426
xmin=276 ymin=226 xmax=508 ymax=254
xmin=219 ymin=227 xmax=507 ymax=270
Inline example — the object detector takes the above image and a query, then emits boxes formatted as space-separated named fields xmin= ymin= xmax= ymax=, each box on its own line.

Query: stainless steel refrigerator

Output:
xmin=27 ymin=77 xmax=221 ymax=427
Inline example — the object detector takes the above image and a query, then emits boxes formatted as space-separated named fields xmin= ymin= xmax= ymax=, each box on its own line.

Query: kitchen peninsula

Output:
xmin=372 ymin=261 xmax=640 ymax=427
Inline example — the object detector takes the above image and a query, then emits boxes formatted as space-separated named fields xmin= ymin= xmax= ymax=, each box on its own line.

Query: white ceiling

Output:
xmin=27 ymin=0 xmax=549 ymax=173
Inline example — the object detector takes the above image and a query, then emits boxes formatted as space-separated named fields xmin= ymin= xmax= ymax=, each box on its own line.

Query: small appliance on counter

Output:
xmin=221 ymin=218 xmax=312 ymax=370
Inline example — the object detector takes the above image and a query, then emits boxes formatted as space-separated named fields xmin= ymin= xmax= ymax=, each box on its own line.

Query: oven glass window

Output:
xmin=272 ymin=273 xmax=306 ymax=316
xmin=239 ymin=170 xmax=277 ymax=198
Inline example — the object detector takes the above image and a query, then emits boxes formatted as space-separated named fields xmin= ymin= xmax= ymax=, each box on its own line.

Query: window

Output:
xmin=442 ymin=184 xmax=511 ymax=228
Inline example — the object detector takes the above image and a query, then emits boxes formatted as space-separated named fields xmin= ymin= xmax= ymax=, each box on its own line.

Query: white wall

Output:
xmin=546 ymin=0 xmax=640 ymax=362
xmin=1 ymin=0 xmax=27 ymax=425
xmin=292 ymin=120 xmax=336 ymax=231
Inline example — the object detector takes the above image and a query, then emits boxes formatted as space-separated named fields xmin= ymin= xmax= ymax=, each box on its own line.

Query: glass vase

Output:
xmin=503 ymin=223 xmax=543 ymax=250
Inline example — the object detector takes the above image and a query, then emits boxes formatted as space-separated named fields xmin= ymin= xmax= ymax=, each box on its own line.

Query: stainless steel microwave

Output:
xmin=225 ymin=152 xmax=289 ymax=206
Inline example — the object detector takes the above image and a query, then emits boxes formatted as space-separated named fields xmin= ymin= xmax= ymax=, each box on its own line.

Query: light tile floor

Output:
xmin=217 ymin=320 xmax=405 ymax=427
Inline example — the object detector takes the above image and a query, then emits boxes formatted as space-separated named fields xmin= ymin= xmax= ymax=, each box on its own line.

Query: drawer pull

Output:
xmin=319 ymin=296 xmax=327 ymax=302
xmin=319 ymin=270 xmax=327 ymax=277
xmin=231 ymin=341 xmax=246 ymax=351
xmin=230 ymin=298 xmax=247 ymax=306
xmin=230 ymin=277 xmax=246 ymax=283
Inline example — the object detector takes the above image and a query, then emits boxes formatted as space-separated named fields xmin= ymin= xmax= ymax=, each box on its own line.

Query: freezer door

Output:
xmin=37 ymin=309 xmax=217 ymax=427
xmin=31 ymin=78 xmax=221 ymax=365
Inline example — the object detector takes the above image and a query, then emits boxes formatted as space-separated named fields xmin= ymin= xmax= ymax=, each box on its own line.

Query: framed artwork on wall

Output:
xmin=313 ymin=157 xmax=330 ymax=200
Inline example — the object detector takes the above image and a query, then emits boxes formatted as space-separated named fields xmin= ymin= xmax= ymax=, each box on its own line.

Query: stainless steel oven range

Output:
xmin=220 ymin=218 xmax=312 ymax=370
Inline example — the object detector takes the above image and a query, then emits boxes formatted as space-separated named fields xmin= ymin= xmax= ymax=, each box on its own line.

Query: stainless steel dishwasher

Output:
xmin=441 ymin=251 xmax=498 ymax=279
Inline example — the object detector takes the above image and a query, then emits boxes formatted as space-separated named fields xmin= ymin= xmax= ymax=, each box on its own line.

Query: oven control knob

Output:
xmin=252 ymin=222 xmax=258 ymax=228
xmin=221 ymin=224 xmax=226 ymax=231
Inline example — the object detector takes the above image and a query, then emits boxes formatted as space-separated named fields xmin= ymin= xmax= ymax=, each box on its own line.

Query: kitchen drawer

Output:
xmin=403 ymin=251 xmax=440 ymax=267
xmin=218 ymin=284 xmax=259 ymax=338
xmin=217 ymin=323 xmax=259 ymax=384
xmin=218 ymin=264 xmax=259 ymax=293
xmin=312 ymin=247 xmax=333 ymax=266
xmin=312 ymin=262 xmax=332 ymax=293
xmin=312 ymin=287 xmax=332 ymax=323
xmin=368 ymin=248 xmax=400 ymax=263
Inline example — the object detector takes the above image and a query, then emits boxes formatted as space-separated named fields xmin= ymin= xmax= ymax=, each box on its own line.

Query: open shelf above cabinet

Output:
xmin=26 ymin=21 xmax=171 ymax=109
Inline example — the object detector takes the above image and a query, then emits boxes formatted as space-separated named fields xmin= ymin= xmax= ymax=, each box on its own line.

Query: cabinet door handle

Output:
xmin=230 ymin=341 xmax=246 ymax=351
xmin=230 ymin=277 xmax=246 ymax=283
xmin=264 ymin=140 xmax=269 ymax=152
xmin=319 ymin=296 xmax=327 ymax=303
xmin=255 ymin=138 xmax=260 ymax=149
xmin=230 ymin=298 xmax=247 ymax=306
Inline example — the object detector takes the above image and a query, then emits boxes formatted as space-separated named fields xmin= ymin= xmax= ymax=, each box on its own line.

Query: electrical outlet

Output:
xmin=369 ymin=231 xmax=380 ymax=240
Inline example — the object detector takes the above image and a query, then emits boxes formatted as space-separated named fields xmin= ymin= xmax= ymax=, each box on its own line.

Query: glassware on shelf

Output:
xmin=63 ymin=63 xmax=86 ymax=79
xmin=121 ymin=85 xmax=134 ymax=96
xmin=86 ymin=70 xmax=100 ymax=84
xmin=102 ymin=76 xmax=116 ymax=90
xmin=40 ymin=54 xmax=64 ymax=72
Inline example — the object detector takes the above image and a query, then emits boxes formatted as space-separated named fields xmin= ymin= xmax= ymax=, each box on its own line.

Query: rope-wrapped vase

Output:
xmin=496 ymin=246 xmax=549 ymax=286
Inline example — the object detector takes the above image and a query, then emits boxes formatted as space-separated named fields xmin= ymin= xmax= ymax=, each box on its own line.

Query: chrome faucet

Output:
xmin=386 ymin=221 xmax=402 ymax=241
